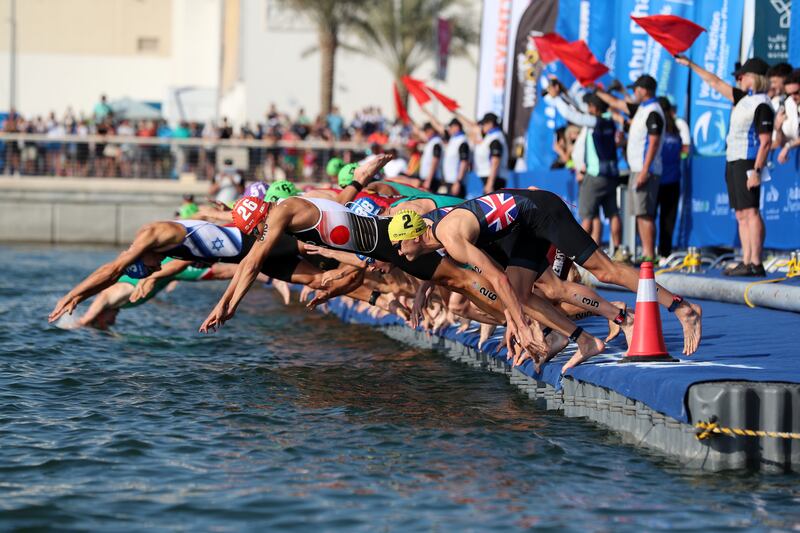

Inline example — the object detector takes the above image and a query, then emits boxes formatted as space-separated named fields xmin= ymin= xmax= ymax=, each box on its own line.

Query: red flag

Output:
xmin=425 ymin=86 xmax=460 ymax=112
xmin=531 ymin=33 xmax=569 ymax=64
xmin=392 ymin=83 xmax=411 ymax=124
xmin=393 ymin=82 xmax=410 ymax=124
xmin=550 ymin=39 xmax=609 ymax=86
xmin=402 ymin=75 xmax=431 ymax=106
xmin=631 ymin=14 xmax=705 ymax=56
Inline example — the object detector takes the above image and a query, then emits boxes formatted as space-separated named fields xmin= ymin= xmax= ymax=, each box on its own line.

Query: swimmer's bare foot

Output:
xmin=605 ymin=302 xmax=634 ymax=346
xmin=479 ymin=323 xmax=495 ymax=350
xmin=534 ymin=331 xmax=569 ymax=373
xmin=675 ymin=300 xmax=703 ymax=355
xmin=273 ymin=279 xmax=291 ymax=305
xmin=354 ymin=153 xmax=393 ymax=184
xmin=561 ymin=333 xmax=605 ymax=374
xmin=456 ymin=321 xmax=470 ymax=334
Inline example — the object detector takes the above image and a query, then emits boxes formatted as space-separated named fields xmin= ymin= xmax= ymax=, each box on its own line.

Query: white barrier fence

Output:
xmin=0 ymin=133 xmax=381 ymax=182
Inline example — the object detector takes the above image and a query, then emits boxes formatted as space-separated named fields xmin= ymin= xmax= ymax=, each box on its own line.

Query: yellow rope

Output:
xmin=695 ymin=417 xmax=800 ymax=441
xmin=742 ymin=258 xmax=800 ymax=308
xmin=655 ymin=251 xmax=702 ymax=275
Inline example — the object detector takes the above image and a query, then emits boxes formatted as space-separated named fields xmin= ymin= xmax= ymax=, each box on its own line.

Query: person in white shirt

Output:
xmin=419 ymin=123 xmax=444 ymax=192
xmin=776 ymin=69 xmax=800 ymax=163
xmin=597 ymin=75 xmax=664 ymax=262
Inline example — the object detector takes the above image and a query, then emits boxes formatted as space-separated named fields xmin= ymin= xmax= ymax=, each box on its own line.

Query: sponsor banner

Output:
xmin=507 ymin=0 xmax=559 ymax=171
xmin=518 ymin=0 xmax=625 ymax=172
xmin=753 ymin=0 xmax=791 ymax=63
xmin=614 ymin=0 xmax=693 ymax=117
xmin=688 ymin=0 xmax=745 ymax=157
xmin=476 ymin=0 xmax=514 ymax=119
xmin=790 ymin=0 xmax=800 ymax=65
xmin=687 ymin=153 xmax=800 ymax=249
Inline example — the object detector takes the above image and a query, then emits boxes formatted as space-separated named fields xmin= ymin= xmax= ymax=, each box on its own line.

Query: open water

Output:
xmin=1 ymin=245 xmax=799 ymax=531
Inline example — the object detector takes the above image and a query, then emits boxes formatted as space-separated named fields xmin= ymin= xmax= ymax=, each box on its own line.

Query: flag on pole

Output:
xmin=402 ymin=76 xmax=431 ymax=105
xmin=426 ymin=86 xmax=460 ymax=112
xmin=631 ymin=14 xmax=706 ymax=56
xmin=550 ymin=39 xmax=609 ymax=86
xmin=531 ymin=33 xmax=569 ymax=64
xmin=393 ymin=82 xmax=410 ymax=124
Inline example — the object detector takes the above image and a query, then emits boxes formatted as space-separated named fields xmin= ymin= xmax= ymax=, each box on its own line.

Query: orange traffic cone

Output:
xmin=619 ymin=262 xmax=676 ymax=363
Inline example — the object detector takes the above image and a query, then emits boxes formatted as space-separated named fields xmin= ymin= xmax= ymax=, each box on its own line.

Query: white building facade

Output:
xmin=0 ymin=0 xmax=478 ymax=125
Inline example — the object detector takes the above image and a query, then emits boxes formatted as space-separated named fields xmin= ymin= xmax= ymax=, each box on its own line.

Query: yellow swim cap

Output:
xmin=388 ymin=210 xmax=428 ymax=241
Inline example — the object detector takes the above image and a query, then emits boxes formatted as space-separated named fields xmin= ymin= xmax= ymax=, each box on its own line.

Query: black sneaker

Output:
xmin=724 ymin=262 xmax=751 ymax=276
xmin=749 ymin=264 xmax=766 ymax=277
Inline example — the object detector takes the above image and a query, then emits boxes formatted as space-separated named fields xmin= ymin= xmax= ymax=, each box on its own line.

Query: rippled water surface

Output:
xmin=1 ymin=245 xmax=799 ymax=531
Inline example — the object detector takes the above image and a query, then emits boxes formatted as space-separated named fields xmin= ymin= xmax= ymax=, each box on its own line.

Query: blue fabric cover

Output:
xmin=322 ymin=290 xmax=800 ymax=423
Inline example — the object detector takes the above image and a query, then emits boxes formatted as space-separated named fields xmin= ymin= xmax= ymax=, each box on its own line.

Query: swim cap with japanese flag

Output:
xmin=232 ymin=196 xmax=269 ymax=235
xmin=388 ymin=210 xmax=427 ymax=241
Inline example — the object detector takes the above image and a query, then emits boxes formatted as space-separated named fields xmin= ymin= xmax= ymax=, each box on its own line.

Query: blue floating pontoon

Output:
xmin=319 ymin=271 xmax=800 ymax=473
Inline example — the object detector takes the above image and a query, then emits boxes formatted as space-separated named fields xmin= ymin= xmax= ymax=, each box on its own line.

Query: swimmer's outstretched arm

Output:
xmin=302 ymin=244 xmax=368 ymax=269
xmin=438 ymin=233 xmax=541 ymax=356
xmin=48 ymin=227 xmax=161 ymax=322
xmin=199 ymin=207 xmax=292 ymax=332
xmin=76 ymin=283 xmax=134 ymax=327
xmin=129 ymin=259 xmax=193 ymax=303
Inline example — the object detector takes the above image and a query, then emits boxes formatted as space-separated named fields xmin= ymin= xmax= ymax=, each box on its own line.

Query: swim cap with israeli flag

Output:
xmin=388 ymin=210 xmax=427 ymax=241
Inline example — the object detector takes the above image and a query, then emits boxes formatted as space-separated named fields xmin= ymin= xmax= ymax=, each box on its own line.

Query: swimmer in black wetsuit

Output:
xmin=390 ymin=189 xmax=703 ymax=370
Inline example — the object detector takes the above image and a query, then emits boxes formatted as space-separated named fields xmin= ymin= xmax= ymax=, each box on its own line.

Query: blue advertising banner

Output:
xmin=688 ymin=0 xmax=745 ymax=157
xmin=614 ymin=0 xmax=693 ymax=117
xmin=687 ymin=154 xmax=800 ymax=250
xmin=523 ymin=0 xmax=617 ymax=172
xmin=790 ymin=0 xmax=800 ymax=66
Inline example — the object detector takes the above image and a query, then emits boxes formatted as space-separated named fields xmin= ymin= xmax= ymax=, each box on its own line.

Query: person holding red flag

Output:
xmin=676 ymin=54 xmax=773 ymax=277
xmin=596 ymin=75 xmax=664 ymax=263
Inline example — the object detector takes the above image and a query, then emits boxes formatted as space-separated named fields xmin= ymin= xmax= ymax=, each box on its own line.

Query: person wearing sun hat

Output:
xmin=676 ymin=54 xmax=773 ymax=277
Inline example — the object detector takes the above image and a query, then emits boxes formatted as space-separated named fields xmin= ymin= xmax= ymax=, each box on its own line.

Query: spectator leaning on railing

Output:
xmin=676 ymin=55 xmax=773 ymax=277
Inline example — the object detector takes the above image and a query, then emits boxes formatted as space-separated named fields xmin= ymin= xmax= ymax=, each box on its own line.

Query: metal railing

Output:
xmin=0 ymin=133 xmax=379 ymax=182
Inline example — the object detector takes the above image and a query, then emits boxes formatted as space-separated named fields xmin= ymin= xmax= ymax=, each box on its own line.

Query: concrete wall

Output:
xmin=0 ymin=177 xmax=208 ymax=245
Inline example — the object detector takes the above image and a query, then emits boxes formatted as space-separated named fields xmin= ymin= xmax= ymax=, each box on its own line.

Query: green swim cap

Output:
xmin=326 ymin=157 xmax=344 ymax=177
xmin=179 ymin=202 xmax=199 ymax=219
xmin=265 ymin=180 xmax=299 ymax=202
xmin=338 ymin=163 xmax=358 ymax=188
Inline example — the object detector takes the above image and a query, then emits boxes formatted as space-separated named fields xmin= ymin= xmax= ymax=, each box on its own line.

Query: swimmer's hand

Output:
xmin=49 ymin=294 xmax=80 ymax=323
xmin=199 ymin=301 xmax=235 ymax=333
xmin=306 ymin=289 xmax=332 ymax=309
xmin=130 ymin=278 xmax=156 ymax=303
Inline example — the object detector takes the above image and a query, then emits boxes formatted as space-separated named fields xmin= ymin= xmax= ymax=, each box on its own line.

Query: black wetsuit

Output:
xmin=431 ymin=189 xmax=597 ymax=273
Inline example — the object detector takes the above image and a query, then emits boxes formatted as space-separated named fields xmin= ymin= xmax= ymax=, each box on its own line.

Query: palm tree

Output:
xmin=282 ymin=0 xmax=362 ymax=117
xmin=345 ymin=0 xmax=477 ymax=106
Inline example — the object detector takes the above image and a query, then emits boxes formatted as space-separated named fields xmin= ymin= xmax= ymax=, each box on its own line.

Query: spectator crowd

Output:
xmin=0 ymin=95 xmax=412 ymax=181
xmin=5 ymin=56 xmax=799 ymax=271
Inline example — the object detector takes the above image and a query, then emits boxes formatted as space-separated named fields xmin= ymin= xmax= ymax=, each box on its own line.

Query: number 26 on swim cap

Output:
xmin=232 ymin=196 xmax=267 ymax=234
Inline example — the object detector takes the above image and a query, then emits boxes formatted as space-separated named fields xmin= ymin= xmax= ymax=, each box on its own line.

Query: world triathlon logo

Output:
xmin=693 ymin=110 xmax=728 ymax=156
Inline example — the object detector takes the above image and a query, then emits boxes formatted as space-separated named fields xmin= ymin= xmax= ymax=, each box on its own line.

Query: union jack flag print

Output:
xmin=476 ymin=193 xmax=518 ymax=232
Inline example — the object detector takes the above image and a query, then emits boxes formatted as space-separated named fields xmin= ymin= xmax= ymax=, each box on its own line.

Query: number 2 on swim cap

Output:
xmin=402 ymin=214 xmax=412 ymax=229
